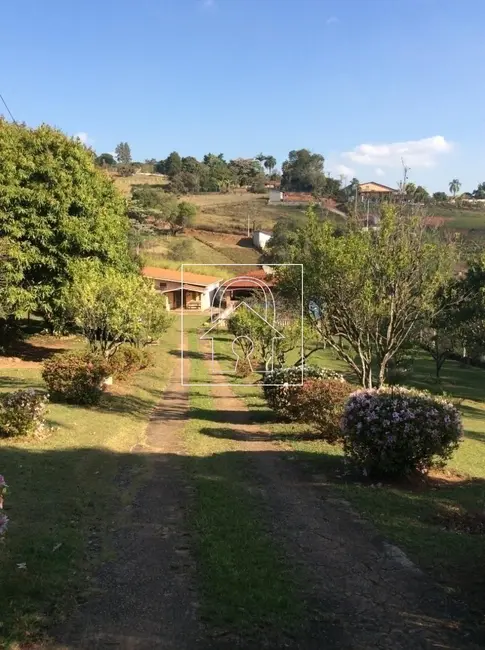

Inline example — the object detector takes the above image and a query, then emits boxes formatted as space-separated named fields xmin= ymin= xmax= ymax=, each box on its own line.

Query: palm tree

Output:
xmin=255 ymin=152 xmax=266 ymax=173
xmin=264 ymin=155 xmax=277 ymax=176
xmin=449 ymin=178 xmax=461 ymax=199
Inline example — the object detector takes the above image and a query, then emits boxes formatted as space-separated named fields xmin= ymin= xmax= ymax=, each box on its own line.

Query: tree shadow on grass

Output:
xmin=3 ymin=339 xmax=71 ymax=362
xmin=0 ymin=376 xmax=44 ymax=390
xmin=0 ymin=445 xmax=483 ymax=649
xmin=168 ymin=349 xmax=234 ymax=362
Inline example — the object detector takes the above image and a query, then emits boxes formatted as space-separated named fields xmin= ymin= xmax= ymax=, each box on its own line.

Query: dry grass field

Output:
xmin=111 ymin=172 xmax=169 ymax=196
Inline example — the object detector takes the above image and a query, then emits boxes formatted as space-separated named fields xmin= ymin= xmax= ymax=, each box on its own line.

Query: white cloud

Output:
xmin=342 ymin=136 xmax=452 ymax=169
xmin=74 ymin=131 xmax=93 ymax=147
xmin=375 ymin=167 xmax=385 ymax=177
xmin=326 ymin=16 xmax=339 ymax=25
xmin=335 ymin=163 xmax=354 ymax=178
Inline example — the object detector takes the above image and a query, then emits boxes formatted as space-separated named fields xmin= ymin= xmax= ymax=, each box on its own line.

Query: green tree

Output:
xmin=0 ymin=120 xmax=133 ymax=327
xmin=433 ymin=191 xmax=448 ymax=202
xmin=200 ymin=153 xmax=232 ymax=192
xmin=66 ymin=260 xmax=172 ymax=357
xmin=228 ymin=158 xmax=260 ymax=187
xmin=95 ymin=153 xmax=116 ymax=167
xmin=264 ymin=155 xmax=277 ymax=176
xmin=181 ymin=156 xmax=202 ymax=175
xmin=227 ymin=300 xmax=299 ymax=370
xmin=170 ymin=171 xmax=200 ymax=194
xmin=473 ymin=182 xmax=485 ymax=200
xmin=255 ymin=152 xmax=266 ymax=171
xmin=449 ymin=178 xmax=461 ymax=199
xmin=279 ymin=206 xmax=454 ymax=387
xmin=169 ymin=201 xmax=197 ymax=235
xmin=414 ymin=185 xmax=430 ymax=202
xmin=163 ymin=151 xmax=182 ymax=178
xmin=281 ymin=149 xmax=325 ymax=192
xmin=115 ymin=142 xmax=132 ymax=164
xmin=345 ymin=177 xmax=360 ymax=200
xmin=169 ymin=238 xmax=195 ymax=261
xmin=262 ymin=214 xmax=301 ymax=263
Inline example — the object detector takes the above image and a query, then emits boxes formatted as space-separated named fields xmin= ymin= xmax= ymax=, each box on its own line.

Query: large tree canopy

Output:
xmin=279 ymin=206 xmax=454 ymax=387
xmin=281 ymin=149 xmax=325 ymax=192
xmin=66 ymin=260 xmax=172 ymax=357
xmin=0 ymin=120 xmax=133 ymax=323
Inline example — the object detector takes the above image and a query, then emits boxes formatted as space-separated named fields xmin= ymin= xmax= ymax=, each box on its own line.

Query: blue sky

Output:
xmin=1 ymin=0 xmax=484 ymax=192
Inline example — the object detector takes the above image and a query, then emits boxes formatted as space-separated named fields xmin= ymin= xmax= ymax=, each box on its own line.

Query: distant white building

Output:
xmin=253 ymin=230 xmax=272 ymax=250
xmin=268 ymin=189 xmax=283 ymax=203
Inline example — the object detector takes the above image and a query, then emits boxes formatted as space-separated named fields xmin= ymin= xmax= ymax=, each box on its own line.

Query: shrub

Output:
xmin=263 ymin=365 xmax=345 ymax=420
xmin=42 ymin=351 xmax=110 ymax=405
xmin=0 ymin=389 xmax=48 ymax=438
xmin=341 ymin=387 xmax=463 ymax=477
xmin=168 ymin=239 xmax=194 ymax=261
xmin=289 ymin=378 xmax=353 ymax=443
xmin=108 ymin=346 xmax=153 ymax=380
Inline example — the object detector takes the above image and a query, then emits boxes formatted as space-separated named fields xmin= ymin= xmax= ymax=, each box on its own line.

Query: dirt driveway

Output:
xmin=197 ymin=351 xmax=483 ymax=650
xmin=52 ymin=344 xmax=483 ymax=650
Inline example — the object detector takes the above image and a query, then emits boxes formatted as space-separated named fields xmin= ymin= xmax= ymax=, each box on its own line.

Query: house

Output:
xmin=142 ymin=267 xmax=222 ymax=311
xmin=252 ymin=230 xmax=272 ymax=251
xmin=357 ymin=182 xmax=399 ymax=201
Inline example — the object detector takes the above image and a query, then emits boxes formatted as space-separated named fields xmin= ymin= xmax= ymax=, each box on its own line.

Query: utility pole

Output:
xmin=366 ymin=199 xmax=370 ymax=228
xmin=247 ymin=210 xmax=250 ymax=238
xmin=400 ymin=158 xmax=410 ymax=202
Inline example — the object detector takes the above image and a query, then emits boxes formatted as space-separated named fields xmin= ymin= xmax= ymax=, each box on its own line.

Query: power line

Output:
xmin=0 ymin=93 xmax=16 ymax=124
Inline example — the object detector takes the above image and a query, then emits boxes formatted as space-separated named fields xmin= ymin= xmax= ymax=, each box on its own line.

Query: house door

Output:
xmin=172 ymin=290 xmax=182 ymax=309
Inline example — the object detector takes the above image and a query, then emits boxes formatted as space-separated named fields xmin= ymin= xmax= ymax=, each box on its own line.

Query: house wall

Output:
xmin=201 ymin=283 xmax=220 ymax=311
xmin=146 ymin=276 xmax=221 ymax=311
xmin=253 ymin=231 xmax=272 ymax=250
xmin=268 ymin=189 xmax=283 ymax=203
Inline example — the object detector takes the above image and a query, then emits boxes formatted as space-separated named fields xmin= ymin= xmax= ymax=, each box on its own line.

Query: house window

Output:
xmin=158 ymin=281 xmax=167 ymax=289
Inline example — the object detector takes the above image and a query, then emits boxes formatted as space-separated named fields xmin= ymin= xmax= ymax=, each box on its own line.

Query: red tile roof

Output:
xmin=223 ymin=269 xmax=276 ymax=289
xmin=142 ymin=267 xmax=222 ymax=286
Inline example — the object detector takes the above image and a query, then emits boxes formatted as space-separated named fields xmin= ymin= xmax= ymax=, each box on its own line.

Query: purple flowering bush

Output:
xmin=341 ymin=387 xmax=463 ymax=477
xmin=263 ymin=365 xmax=345 ymax=420
xmin=0 ymin=389 xmax=49 ymax=438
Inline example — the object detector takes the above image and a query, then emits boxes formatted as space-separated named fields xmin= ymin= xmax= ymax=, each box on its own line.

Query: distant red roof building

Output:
xmin=282 ymin=192 xmax=313 ymax=203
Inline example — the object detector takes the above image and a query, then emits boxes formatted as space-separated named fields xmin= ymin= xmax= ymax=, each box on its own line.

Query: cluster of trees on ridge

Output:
xmin=95 ymin=141 xmax=485 ymax=203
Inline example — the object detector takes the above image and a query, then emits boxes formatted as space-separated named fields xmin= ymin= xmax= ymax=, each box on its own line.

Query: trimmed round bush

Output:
xmin=42 ymin=351 xmax=110 ymax=405
xmin=108 ymin=346 xmax=153 ymax=381
xmin=341 ymin=387 xmax=463 ymax=477
xmin=0 ymin=389 xmax=48 ymax=438
xmin=263 ymin=365 xmax=345 ymax=420
xmin=289 ymin=378 xmax=354 ymax=443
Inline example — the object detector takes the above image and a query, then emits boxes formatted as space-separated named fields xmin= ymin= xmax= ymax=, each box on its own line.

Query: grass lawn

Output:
xmin=0 ymin=324 xmax=181 ymax=647
xmin=212 ymin=329 xmax=485 ymax=621
xmin=182 ymin=328 xmax=303 ymax=639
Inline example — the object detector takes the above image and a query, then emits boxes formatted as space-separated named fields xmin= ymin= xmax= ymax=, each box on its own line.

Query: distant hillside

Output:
xmin=111 ymin=172 xmax=169 ymax=196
